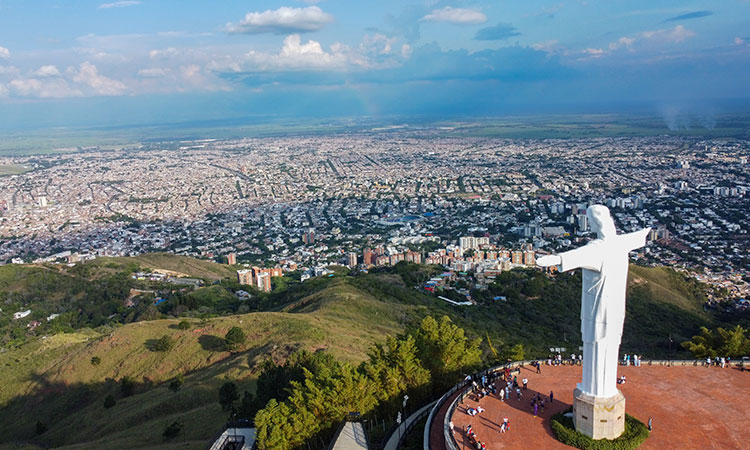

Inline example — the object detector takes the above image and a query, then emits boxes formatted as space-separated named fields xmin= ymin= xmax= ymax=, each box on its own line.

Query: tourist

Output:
xmin=720 ymin=357 xmax=726 ymax=368
xmin=516 ymin=387 xmax=522 ymax=400
xmin=477 ymin=406 xmax=485 ymax=414
xmin=522 ymin=377 xmax=528 ymax=390
xmin=648 ymin=416 xmax=653 ymax=431
xmin=534 ymin=402 xmax=538 ymax=417
xmin=706 ymin=356 xmax=711 ymax=367
xmin=540 ymin=399 xmax=545 ymax=413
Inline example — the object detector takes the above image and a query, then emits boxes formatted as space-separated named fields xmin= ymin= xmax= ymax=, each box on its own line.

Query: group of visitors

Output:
xmin=622 ymin=354 xmax=641 ymax=366
xmin=705 ymin=356 xmax=729 ymax=368
xmin=465 ymin=424 xmax=488 ymax=449
xmin=529 ymin=392 xmax=547 ymax=417
xmin=545 ymin=353 xmax=581 ymax=366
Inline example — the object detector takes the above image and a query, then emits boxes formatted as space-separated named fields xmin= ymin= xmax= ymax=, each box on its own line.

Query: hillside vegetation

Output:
xmin=0 ymin=278 xmax=415 ymax=449
xmin=0 ymin=254 xmax=727 ymax=449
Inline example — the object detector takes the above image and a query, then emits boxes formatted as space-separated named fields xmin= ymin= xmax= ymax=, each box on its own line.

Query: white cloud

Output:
xmin=9 ymin=77 xmax=82 ymax=98
xmin=0 ymin=46 xmax=9 ymax=59
xmin=641 ymin=25 xmax=695 ymax=43
xmin=421 ymin=7 xmax=487 ymax=25
xmin=98 ymin=1 xmax=141 ymax=9
xmin=138 ymin=68 xmax=168 ymax=78
xmin=71 ymin=61 xmax=128 ymax=96
xmin=608 ymin=36 xmax=635 ymax=51
xmin=34 ymin=65 xmax=61 ymax=77
xmin=226 ymin=6 xmax=334 ymax=34
xmin=149 ymin=47 xmax=180 ymax=60
xmin=401 ymin=44 xmax=412 ymax=59
xmin=0 ymin=83 xmax=7 ymax=98
xmin=582 ymin=48 xmax=605 ymax=58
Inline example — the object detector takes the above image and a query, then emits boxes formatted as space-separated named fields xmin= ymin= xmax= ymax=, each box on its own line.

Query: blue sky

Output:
xmin=0 ymin=0 xmax=749 ymax=127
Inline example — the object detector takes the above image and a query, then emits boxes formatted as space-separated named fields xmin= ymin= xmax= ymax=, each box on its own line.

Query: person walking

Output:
xmin=522 ymin=378 xmax=528 ymax=390
xmin=648 ymin=416 xmax=653 ymax=431
xmin=550 ymin=391 xmax=554 ymax=403
xmin=516 ymin=387 xmax=522 ymax=401
xmin=533 ymin=402 xmax=538 ymax=417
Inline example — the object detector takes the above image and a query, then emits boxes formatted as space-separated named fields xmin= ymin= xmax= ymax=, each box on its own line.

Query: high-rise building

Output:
xmin=347 ymin=252 xmax=358 ymax=267
xmin=237 ymin=269 xmax=252 ymax=285
xmin=363 ymin=248 xmax=374 ymax=266
xmin=256 ymin=272 xmax=271 ymax=292
xmin=227 ymin=253 xmax=236 ymax=265
xmin=511 ymin=250 xmax=524 ymax=265
xmin=523 ymin=250 xmax=536 ymax=266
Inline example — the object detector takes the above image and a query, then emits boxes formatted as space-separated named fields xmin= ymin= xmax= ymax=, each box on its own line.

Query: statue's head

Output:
xmin=587 ymin=205 xmax=616 ymax=238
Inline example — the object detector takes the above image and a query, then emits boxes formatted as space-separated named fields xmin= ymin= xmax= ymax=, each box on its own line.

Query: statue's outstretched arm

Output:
xmin=624 ymin=227 xmax=651 ymax=252
xmin=538 ymin=244 xmax=601 ymax=273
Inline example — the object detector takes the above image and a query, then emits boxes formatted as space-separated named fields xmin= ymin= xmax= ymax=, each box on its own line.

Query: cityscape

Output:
xmin=2 ymin=130 xmax=747 ymax=301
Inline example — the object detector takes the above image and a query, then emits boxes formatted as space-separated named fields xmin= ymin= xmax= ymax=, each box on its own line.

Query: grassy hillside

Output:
xmin=0 ymin=256 xmax=721 ymax=450
xmin=0 ymin=278 xmax=416 ymax=450
xmin=97 ymin=253 xmax=236 ymax=281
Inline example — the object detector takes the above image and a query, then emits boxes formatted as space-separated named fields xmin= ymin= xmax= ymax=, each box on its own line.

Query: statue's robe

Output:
xmin=557 ymin=228 xmax=649 ymax=398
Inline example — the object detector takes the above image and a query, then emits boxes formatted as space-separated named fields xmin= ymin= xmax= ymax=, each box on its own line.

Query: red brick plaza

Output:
xmin=434 ymin=363 xmax=750 ymax=449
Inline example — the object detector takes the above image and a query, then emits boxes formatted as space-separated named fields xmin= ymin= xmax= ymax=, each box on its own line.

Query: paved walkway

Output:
xmin=383 ymin=400 xmax=436 ymax=450
xmin=332 ymin=422 xmax=369 ymax=450
xmin=429 ymin=388 xmax=465 ymax=450
xmin=448 ymin=364 xmax=750 ymax=449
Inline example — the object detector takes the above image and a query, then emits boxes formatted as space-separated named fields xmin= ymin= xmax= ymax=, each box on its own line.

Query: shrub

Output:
xmin=90 ymin=356 xmax=101 ymax=366
xmin=550 ymin=408 xmax=649 ymax=450
xmin=153 ymin=334 xmax=176 ymax=352
xmin=169 ymin=374 xmax=184 ymax=392
xmin=104 ymin=394 xmax=116 ymax=408
xmin=177 ymin=320 xmax=191 ymax=330
xmin=36 ymin=420 xmax=48 ymax=435
xmin=224 ymin=326 xmax=246 ymax=351
xmin=219 ymin=381 xmax=239 ymax=411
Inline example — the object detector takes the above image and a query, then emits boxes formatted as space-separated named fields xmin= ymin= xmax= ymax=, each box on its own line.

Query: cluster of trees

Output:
xmin=682 ymin=325 xmax=750 ymax=358
xmin=248 ymin=316 xmax=481 ymax=450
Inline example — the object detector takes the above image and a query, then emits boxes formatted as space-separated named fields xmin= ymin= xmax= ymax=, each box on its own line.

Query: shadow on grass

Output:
xmin=198 ymin=334 xmax=227 ymax=352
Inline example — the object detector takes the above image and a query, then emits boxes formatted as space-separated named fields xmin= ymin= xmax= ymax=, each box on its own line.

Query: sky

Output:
xmin=0 ymin=0 xmax=749 ymax=128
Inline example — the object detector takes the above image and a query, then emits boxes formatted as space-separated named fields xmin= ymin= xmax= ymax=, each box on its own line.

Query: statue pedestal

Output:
xmin=573 ymin=388 xmax=625 ymax=440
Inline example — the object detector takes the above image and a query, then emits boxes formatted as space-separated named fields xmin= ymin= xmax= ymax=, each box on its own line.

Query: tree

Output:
xmin=169 ymin=373 xmax=184 ymax=392
xmin=364 ymin=335 xmax=431 ymax=404
xmin=152 ymin=334 xmax=176 ymax=352
xmin=224 ymin=326 xmax=246 ymax=351
xmin=104 ymin=394 xmax=116 ymax=408
xmin=90 ymin=356 xmax=101 ymax=366
xmin=177 ymin=320 xmax=191 ymax=330
xmin=507 ymin=343 xmax=526 ymax=361
xmin=219 ymin=381 xmax=239 ymax=411
xmin=413 ymin=316 xmax=482 ymax=389
xmin=36 ymin=420 xmax=48 ymax=435
xmin=682 ymin=325 xmax=750 ymax=358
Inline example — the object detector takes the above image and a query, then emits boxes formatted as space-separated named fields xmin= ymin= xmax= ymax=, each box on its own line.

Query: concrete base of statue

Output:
xmin=573 ymin=387 xmax=626 ymax=440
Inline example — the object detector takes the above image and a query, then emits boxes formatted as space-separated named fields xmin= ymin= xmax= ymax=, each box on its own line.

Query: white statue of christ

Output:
xmin=537 ymin=205 xmax=650 ymax=399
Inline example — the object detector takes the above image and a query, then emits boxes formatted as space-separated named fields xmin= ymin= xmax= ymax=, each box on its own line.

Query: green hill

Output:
xmin=0 ymin=278 xmax=416 ymax=449
xmin=0 ymin=255 xmax=724 ymax=450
